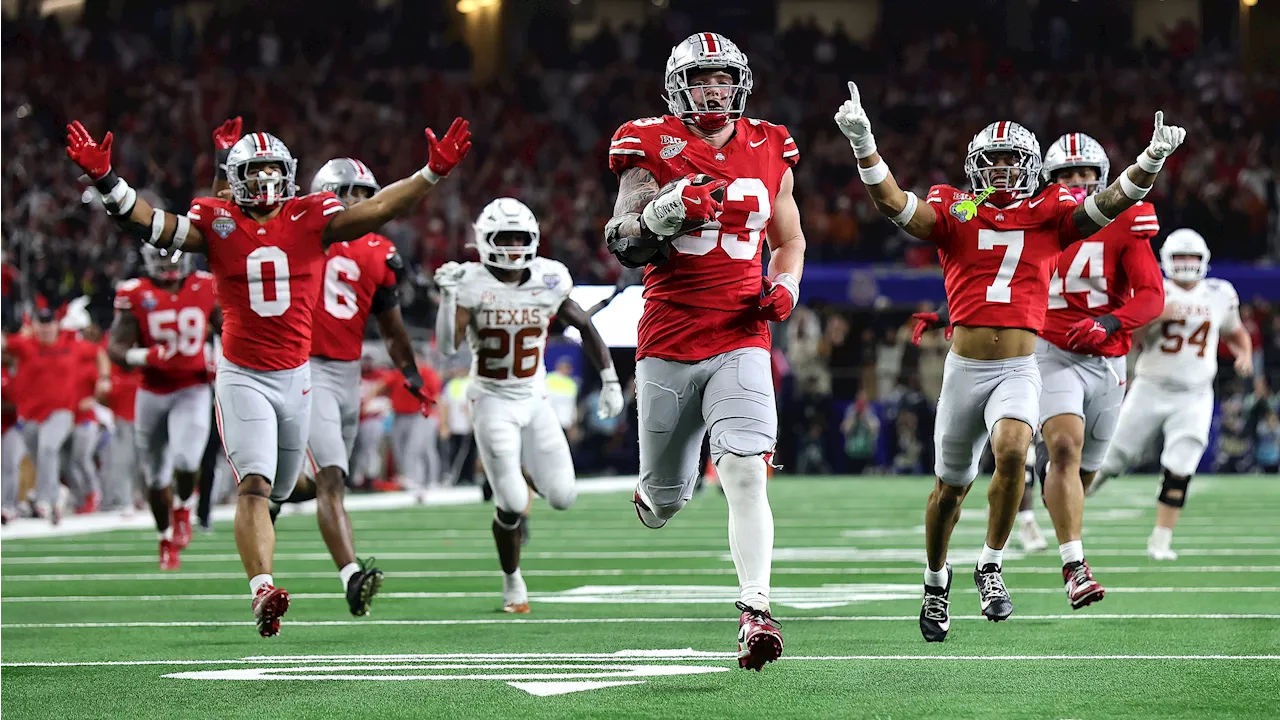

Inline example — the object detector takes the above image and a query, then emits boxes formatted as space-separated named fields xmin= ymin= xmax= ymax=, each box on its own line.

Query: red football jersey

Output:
xmin=1041 ymin=203 xmax=1165 ymax=357
xmin=187 ymin=192 xmax=344 ymax=371
xmin=609 ymin=115 xmax=799 ymax=361
xmin=388 ymin=363 xmax=442 ymax=416
xmin=310 ymin=233 xmax=398 ymax=362
xmin=109 ymin=363 xmax=141 ymax=422
xmin=6 ymin=332 xmax=95 ymax=422
xmin=926 ymin=183 xmax=1082 ymax=332
xmin=114 ymin=271 xmax=218 ymax=394
xmin=1 ymin=364 xmax=17 ymax=433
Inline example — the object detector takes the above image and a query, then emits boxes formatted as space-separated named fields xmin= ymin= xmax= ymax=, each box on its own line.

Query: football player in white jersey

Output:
xmin=1089 ymin=229 xmax=1253 ymax=560
xmin=434 ymin=198 xmax=624 ymax=613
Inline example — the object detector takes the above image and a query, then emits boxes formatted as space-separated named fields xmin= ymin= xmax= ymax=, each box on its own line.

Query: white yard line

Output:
xmin=4 ymin=613 xmax=1277 ymax=630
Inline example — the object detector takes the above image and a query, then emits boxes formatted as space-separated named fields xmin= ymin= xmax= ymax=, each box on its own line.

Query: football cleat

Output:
xmin=1147 ymin=536 xmax=1179 ymax=562
xmin=172 ymin=507 xmax=192 ymax=549
xmin=974 ymin=563 xmax=1013 ymax=621
xmin=1063 ymin=560 xmax=1105 ymax=609
xmin=345 ymin=557 xmax=384 ymax=617
xmin=1017 ymin=515 xmax=1048 ymax=554
xmin=920 ymin=564 xmax=952 ymax=642
xmin=503 ymin=601 xmax=531 ymax=614
xmin=502 ymin=571 xmax=530 ymax=614
xmin=252 ymin=584 xmax=290 ymax=637
xmin=159 ymin=538 xmax=181 ymax=570
xmin=74 ymin=490 xmax=100 ymax=515
xmin=736 ymin=601 xmax=783 ymax=671
xmin=632 ymin=490 xmax=666 ymax=529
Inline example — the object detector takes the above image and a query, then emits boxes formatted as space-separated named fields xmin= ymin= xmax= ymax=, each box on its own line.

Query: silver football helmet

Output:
xmin=964 ymin=121 xmax=1043 ymax=203
xmin=473 ymin=198 xmax=539 ymax=270
xmin=1042 ymin=132 xmax=1110 ymax=196
xmin=225 ymin=132 xmax=298 ymax=207
xmin=140 ymin=244 xmax=190 ymax=283
xmin=664 ymin=33 xmax=752 ymax=131
xmin=1160 ymin=228 xmax=1210 ymax=283
xmin=310 ymin=158 xmax=381 ymax=207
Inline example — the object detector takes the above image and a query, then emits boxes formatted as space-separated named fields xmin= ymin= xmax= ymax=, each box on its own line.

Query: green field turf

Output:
xmin=2 ymin=475 xmax=1278 ymax=719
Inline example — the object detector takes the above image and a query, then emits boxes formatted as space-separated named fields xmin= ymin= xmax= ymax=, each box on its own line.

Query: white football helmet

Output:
xmin=473 ymin=198 xmax=539 ymax=270
xmin=140 ymin=244 xmax=190 ymax=283
xmin=664 ymin=33 xmax=752 ymax=131
xmin=226 ymin=132 xmax=298 ymax=207
xmin=1160 ymin=228 xmax=1210 ymax=283
xmin=310 ymin=158 xmax=380 ymax=207
xmin=964 ymin=121 xmax=1042 ymax=203
xmin=1042 ymin=132 xmax=1110 ymax=195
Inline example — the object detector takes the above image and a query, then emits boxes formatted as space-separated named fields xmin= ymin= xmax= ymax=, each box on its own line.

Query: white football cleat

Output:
xmin=1147 ymin=539 xmax=1179 ymax=562
xmin=1017 ymin=516 xmax=1048 ymax=554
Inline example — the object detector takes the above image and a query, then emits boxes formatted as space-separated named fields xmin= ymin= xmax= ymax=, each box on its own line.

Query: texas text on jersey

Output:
xmin=186 ymin=192 xmax=344 ymax=371
xmin=114 ymin=271 xmax=218 ymax=393
xmin=609 ymin=115 xmax=798 ymax=361
xmin=925 ymin=182 xmax=1081 ymax=332
xmin=310 ymin=233 xmax=398 ymax=362
xmin=454 ymin=257 xmax=573 ymax=399
xmin=1041 ymin=203 xmax=1164 ymax=357
xmin=1135 ymin=277 xmax=1241 ymax=391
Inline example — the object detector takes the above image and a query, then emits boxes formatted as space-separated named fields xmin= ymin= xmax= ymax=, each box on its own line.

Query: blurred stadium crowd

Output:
xmin=2 ymin=1 xmax=1279 ymax=522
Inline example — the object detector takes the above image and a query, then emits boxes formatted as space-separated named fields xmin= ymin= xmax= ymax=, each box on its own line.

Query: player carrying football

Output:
xmin=836 ymin=82 xmax=1185 ymax=641
xmin=434 ymin=197 xmax=623 ymax=614
xmin=65 ymin=115 xmax=471 ymax=637
xmin=1027 ymin=133 xmax=1165 ymax=609
xmin=107 ymin=247 xmax=219 ymax=569
xmin=1089 ymin=229 xmax=1252 ymax=561
xmin=603 ymin=33 xmax=805 ymax=670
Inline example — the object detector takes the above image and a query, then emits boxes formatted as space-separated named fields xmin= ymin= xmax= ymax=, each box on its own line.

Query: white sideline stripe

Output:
xmin=0 ymin=477 xmax=638 ymax=540
xmin=5 ymin=654 xmax=1278 ymax=668
xmin=5 ymin=614 xmax=1277 ymax=630
xmin=7 ymin=586 xmax=1277 ymax=603
xmin=10 ymin=565 xmax=1277 ymax=583
xmin=11 ymin=547 xmax=1280 ymax=565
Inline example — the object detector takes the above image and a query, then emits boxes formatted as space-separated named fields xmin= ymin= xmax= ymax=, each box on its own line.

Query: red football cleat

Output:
xmin=74 ymin=491 xmax=100 ymax=515
xmin=172 ymin=507 xmax=192 ymax=549
xmin=159 ymin=538 xmax=181 ymax=570
xmin=736 ymin=602 xmax=784 ymax=671
xmin=252 ymin=584 xmax=290 ymax=638
xmin=1063 ymin=560 xmax=1105 ymax=610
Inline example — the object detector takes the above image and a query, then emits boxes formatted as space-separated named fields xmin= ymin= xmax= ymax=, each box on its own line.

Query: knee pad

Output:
xmin=1157 ymin=469 xmax=1190 ymax=508
xmin=544 ymin=483 xmax=577 ymax=511
xmin=494 ymin=508 xmax=523 ymax=530
xmin=639 ymin=476 xmax=692 ymax=521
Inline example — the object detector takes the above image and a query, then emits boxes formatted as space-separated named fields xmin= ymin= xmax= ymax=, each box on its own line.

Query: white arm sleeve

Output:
xmin=436 ymin=290 xmax=458 ymax=356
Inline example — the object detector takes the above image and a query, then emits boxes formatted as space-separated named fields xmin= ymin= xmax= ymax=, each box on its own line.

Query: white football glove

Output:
xmin=1140 ymin=111 xmax=1187 ymax=170
xmin=433 ymin=261 xmax=464 ymax=292
xmin=597 ymin=367 xmax=624 ymax=420
xmin=834 ymin=81 xmax=877 ymax=159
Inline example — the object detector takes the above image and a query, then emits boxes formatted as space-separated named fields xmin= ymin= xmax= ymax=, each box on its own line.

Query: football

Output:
xmin=658 ymin=173 xmax=727 ymax=236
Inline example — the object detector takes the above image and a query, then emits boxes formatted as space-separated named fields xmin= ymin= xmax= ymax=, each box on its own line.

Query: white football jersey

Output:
xmin=455 ymin=258 xmax=574 ymax=400
xmin=1134 ymin=278 xmax=1241 ymax=391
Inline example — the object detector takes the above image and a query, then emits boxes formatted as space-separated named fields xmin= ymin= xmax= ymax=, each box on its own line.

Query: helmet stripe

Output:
xmin=255 ymin=132 xmax=268 ymax=153
xmin=703 ymin=32 xmax=719 ymax=55
xmin=1068 ymin=133 xmax=1079 ymax=157
xmin=994 ymin=122 xmax=1008 ymax=141
xmin=352 ymin=158 xmax=368 ymax=178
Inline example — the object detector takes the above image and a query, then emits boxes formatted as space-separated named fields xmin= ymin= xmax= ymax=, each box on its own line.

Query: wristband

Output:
xmin=1083 ymin=194 xmax=1113 ymax=228
xmin=857 ymin=159 xmax=889 ymax=186
xmin=600 ymin=366 xmax=619 ymax=384
xmin=418 ymin=166 xmax=441 ymax=185
xmin=125 ymin=348 xmax=150 ymax=367
xmin=772 ymin=272 xmax=800 ymax=310
xmin=891 ymin=192 xmax=919 ymax=228
xmin=1136 ymin=151 xmax=1164 ymax=174
xmin=850 ymin=134 xmax=877 ymax=160
xmin=1097 ymin=314 xmax=1122 ymax=334
xmin=1119 ymin=172 xmax=1150 ymax=200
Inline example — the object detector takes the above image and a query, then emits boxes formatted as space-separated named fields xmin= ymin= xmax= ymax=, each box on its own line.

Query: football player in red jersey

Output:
xmin=1027 ymin=133 xmax=1165 ymax=609
xmin=1 ymin=360 xmax=25 ymax=523
xmin=837 ymin=81 xmax=1186 ymax=641
xmin=107 ymin=246 xmax=219 ymax=569
xmin=66 ymin=115 xmax=471 ymax=637
xmin=264 ymin=157 xmax=431 ymax=617
xmin=603 ymin=32 xmax=804 ymax=670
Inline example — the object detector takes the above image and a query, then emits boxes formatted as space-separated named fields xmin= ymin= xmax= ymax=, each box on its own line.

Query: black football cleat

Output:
xmin=974 ymin=563 xmax=1013 ymax=621
xmin=345 ymin=557 xmax=384 ymax=617
xmin=920 ymin=564 xmax=953 ymax=642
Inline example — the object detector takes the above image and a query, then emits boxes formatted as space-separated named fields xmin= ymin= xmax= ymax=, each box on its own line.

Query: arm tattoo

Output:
xmin=613 ymin=167 xmax=659 ymax=216
xmin=1072 ymin=168 xmax=1141 ymax=238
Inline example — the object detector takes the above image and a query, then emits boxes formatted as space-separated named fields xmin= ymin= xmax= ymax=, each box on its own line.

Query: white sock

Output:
xmin=924 ymin=563 xmax=950 ymax=587
xmin=339 ymin=562 xmax=360 ymax=590
xmin=978 ymin=544 xmax=1004 ymax=569
xmin=180 ymin=493 xmax=197 ymax=510
xmin=249 ymin=573 xmax=274 ymax=595
xmin=159 ymin=526 xmax=174 ymax=542
xmin=1151 ymin=526 xmax=1173 ymax=546
xmin=1017 ymin=509 xmax=1036 ymax=524
xmin=1059 ymin=540 xmax=1084 ymax=565
xmin=717 ymin=454 xmax=772 ymax=612
xmin=503 ymin=569 xmax=527 ymax=601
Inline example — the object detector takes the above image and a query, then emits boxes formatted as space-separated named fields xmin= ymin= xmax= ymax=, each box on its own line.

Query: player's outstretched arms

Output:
xmin=324 ymin=118 xmax=471 ymax=248
xmin=66 ymin=121 xmax=208 ymax=254
xmin=210 ymin=116 xmax=241 ymax=198
xmin=432 ymin=261 xmax=469 ymax=354
xmin=556 ymin=298 xmax=624 ymax=419
xmin=1073 ymin=112 xmax=1187 ymax=238
xmin=835 ymin=82 xmax=936 ymax=240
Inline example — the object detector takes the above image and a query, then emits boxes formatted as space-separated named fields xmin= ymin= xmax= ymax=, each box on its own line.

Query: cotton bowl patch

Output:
xmin=543 ymin=274 xmax=561 ymax=289
xmin=211 ymin=217 xmax=236 ymax=239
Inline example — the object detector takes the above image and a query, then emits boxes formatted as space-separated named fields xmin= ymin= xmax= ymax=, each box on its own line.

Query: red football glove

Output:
xmin=758 ymin=276 xmax=797 ymax=322
xmin=910 ymin=312 xmax=953 ymax=346
xmin=676 ymin=174 xmax=728 ymax=225
xmin=424 ymin=117 xmax=472 ymax=180
xmin=212 ymin=116 xmax=243 ymax=150
xmin=1065 ymin=315 xmax=1119 ymax=353
xmin=402 ymin=368 xmax=436 ymax=418
xmin=65 ymin=121 xmax=114 ymax=180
